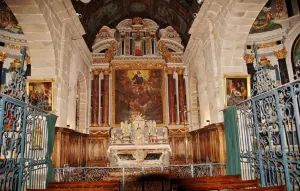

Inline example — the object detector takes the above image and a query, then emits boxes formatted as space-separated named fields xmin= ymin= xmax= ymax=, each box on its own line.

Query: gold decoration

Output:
xmin=0 ymin=52 xmax=8 ymax=62
xmin=93 ymin=41 xmax=117 ymax=63
xmin=10 ymin=59 xmax=21 ymax=68
xmin=89 ymin=130 xmax=110 ymax=136
xmin=168 ymin=128 xmax=188 ymax=135
xmin=166 ymin=67 xmax=174 ymax=75
xmin=25 ymin=55 xmax=31 ymax=65
xmin=103 ymin=68 xmax=111 ymax=75
xmin=32 ymin=123 xmax=43 ymax=149
xmin=243 ymin=54 xmax=255 ymax=64
xmin=110 ymin=61 xmax=164 ymax=70
xmin=176 ymin=67 xmax=185 ymax=75
xmin=91 ymin=68 xmax=101 ymax=75
xmin=258 ymin=42 xmax=277 ymax=49
xmin=273 ymin=48 xmax=287 ymax=59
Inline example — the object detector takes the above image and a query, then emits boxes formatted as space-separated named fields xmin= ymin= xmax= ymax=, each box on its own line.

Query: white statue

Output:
xmin=121 ymin=120 xmax=131 ymax=137
xmin=147 ymin=120 xmax=157 ymax=137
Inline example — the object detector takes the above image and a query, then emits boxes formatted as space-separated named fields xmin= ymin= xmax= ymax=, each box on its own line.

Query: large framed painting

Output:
xmin=111 ymin=62 xmax=166 ymax=127
xmin=224 ymin=74 xmax=250 ymax=107
xmin=26 ymin=79 xmax=54 ymax=112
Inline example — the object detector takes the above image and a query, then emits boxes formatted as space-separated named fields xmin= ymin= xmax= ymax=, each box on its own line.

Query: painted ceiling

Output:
xmin=71 ymin=0 xmax=201 ymax=50
xmin=0 ymin=1 xmax=23 ymax=34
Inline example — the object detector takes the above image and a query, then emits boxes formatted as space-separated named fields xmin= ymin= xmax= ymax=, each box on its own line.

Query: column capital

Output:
xmin=165 ymin=67 xmax=174 ymax=75
xmin=103 ymin=68 xmax=111 ymax=75
xmin=273 ymin=48 xmax=287 ymax=59
xmin=0 ymin=52 xmax=8 ymax=62
xmin=243 ymin=54 xmax=255 ymax=64
xmin=25 ymin=55 xmax=31 ymax=65
xmin=176 ymin=67 xmax=185 ymax=75
xmin=92 ymin=68 xmax=101 ymax=75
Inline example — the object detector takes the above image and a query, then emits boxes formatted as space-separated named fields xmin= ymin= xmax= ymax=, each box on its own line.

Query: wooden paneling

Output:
xmin=190 ymin=123 xmax=226 ymax=163
xmin=52 ymin=128 xmax=109 ymax=168
xmin=168 ymin=129 xmax=193 ymax=164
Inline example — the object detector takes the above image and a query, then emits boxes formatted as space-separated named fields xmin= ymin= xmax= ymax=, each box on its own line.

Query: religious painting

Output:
xmin=26 ymin=79 xmax=54 ymax=112
xmin=224 ymin=75 xmax=250 ymax=107
xmin=111 ymin=62 xmax=166 ymax=127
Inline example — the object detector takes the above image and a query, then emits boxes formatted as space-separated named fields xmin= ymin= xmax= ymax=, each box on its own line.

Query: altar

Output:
xmin=107 ymin=114 xmax=171 ymax=167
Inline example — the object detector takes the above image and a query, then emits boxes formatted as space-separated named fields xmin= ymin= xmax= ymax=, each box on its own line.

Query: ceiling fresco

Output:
xmin=71 ymin=0 xmax=201 ymax=50
xmin=0 ymin=1 xmax=23 ymax=34
xmin=250 ymin=0 xmax=300 ymax=34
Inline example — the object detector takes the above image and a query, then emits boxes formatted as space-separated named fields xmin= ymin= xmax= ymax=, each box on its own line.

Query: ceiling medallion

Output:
xmin=130 ymin=2 xmax=146 ymax=13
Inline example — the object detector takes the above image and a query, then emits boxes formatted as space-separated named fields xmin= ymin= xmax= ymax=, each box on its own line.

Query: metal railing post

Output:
xmin=209 ymin=163 xmax=213 ymax=176
xmin=191 ymin=164 xmax=194 ymax=178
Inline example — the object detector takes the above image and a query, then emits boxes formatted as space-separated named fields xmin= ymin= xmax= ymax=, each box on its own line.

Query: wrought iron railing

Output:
xmin=236 ymin=78 xmax=300 ymax=191
xmin=0 ymin=93 xmax=50 ymax=190
xmin=54 ymin=163 xmax=226 ymax=190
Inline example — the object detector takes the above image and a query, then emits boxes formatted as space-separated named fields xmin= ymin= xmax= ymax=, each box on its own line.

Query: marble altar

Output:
xmin=108 ymin=113 xmax=171 ymax=167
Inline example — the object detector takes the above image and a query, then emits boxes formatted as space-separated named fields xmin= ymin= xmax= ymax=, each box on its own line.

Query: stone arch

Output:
xmin=77 ymin=72 xmax=88 ymax=132
xmin=189 ymin=75 xmax=201 ymax=130
xmin=186 ymin=0 xmax=269 ymax=124
xmin=284 ymin=20 xmax=300 ymax=80
xmin=5 ymin=0 xmax=56 ymax=75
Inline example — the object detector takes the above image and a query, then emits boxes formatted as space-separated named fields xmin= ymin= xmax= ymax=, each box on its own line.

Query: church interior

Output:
xmin=0 ymin=0 xmax=300 ymax=190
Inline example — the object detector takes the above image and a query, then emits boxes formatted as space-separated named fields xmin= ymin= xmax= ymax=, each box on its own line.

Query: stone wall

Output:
xmin=5 ymin=0 xmax=92 ymax=129
xmin=185 ymin=0 xmax=268 ymax=126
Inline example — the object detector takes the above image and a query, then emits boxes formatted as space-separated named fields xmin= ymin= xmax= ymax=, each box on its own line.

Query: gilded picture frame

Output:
xmin=111 ymin=61 xmax=166 ymax=127
xmin=224 ymin=74 xmax=250 ymax=107
xmin=26 ymin=79 xmax=54 ymax=112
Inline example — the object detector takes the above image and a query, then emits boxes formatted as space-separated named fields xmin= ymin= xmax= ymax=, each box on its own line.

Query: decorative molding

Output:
xmin=110 ymin=61 xmax=164 ymax=70
xmin=246 ymin=28 xmax=285 ymax=44
xmin=243 ymin=54 xmax=255 ymax=64
xmin=0 ymin=51 xmax=8 ymax=62
xmin=273 ymin=48 xmax=287 ymax=59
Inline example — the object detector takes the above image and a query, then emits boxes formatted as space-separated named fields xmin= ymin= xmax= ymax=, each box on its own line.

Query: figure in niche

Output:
xmin=133 ymin=31 xmax=143 ymax=56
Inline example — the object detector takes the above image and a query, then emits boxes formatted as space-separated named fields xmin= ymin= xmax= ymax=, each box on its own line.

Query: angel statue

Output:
xmin=120 ymin=120 xmax=131 ymax=137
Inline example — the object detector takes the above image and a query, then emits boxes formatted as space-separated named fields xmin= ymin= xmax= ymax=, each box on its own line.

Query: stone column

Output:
xmin=243 ymin=54 xmax=256 ymax=89
xmin=274 ymin=48 xmax=289 ymax=84
xmin=176 ymin=67 xmax=185 ymax=125
xmin=91 ymin=69 xmax=101 ymax=127
xmin=102 ymin=68 xmax=110 ymax=127
xmin=166 ymin=67 xmax=176 ymax=125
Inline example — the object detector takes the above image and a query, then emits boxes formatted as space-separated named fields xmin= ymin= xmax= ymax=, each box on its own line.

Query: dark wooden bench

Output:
xmin=177 ymin=179 xmax=260 ymax=191
xmin=27 ymin=188 xmax=115 ymax=191
xmin=234 ymin=185 xmax=287 ymax=191
xmin=47 ymin=180 xmax=120 ymax=189
xmin=170 ymin=174 xmax=241 ymax=190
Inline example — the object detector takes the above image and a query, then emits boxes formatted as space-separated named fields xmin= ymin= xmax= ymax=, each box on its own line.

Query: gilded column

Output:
xmin=243 ymin=54 xmax=255 ymax=89
xmin=167 ymin=67 xmax=176 ymax=125
xmin=0 ymin=52 xmax=8 ymax=90
xmin=274 ymin=48 xmax=289 ymax=84
xmin=176 ymin=67 xmax=185 ymax=125
xmin=91 ymin=68 xmax=101 ymax=127
xmin=102 ymin=68 xmax=110 ymax=127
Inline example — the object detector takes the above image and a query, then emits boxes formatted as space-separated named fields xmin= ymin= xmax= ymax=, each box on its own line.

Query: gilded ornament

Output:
xmin=11 ymin=59 xmax=21 ymax=68
xmin=92 ymin=68 xmax=101 ymax=75
xmin=166 ymin=67 xmax=174 ymax=75
xmin=176 ymin=67 xmax=185 ymax=75
xmin=103 ymin=68 xmax=111 ymax=75
xmin=259 ymin=57 xmax=271 ymax=65
xmin=243 ymin=54 xmax=255 ymax=64
xmin=25 ymin=55 xmax=31 ymax=65
xmin=273 ymin=48 xmax=287 ymax=59
xmin=0 ymin=52 xmax=8 ymax=62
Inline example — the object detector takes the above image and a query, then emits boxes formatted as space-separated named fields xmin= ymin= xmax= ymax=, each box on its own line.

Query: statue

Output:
xmin=147 ymin=120 xmax=157 ymax=137
xmin=120 ymin=120 xmax=131 ymax=138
